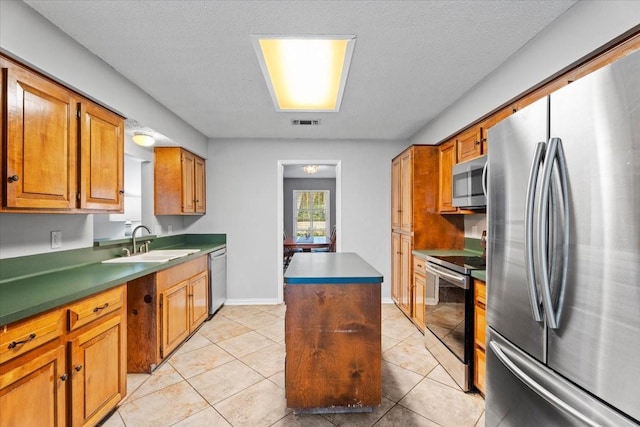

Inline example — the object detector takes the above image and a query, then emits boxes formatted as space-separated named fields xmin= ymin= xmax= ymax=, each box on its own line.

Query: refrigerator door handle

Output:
xmin=525 ymin=142 xmax=546 ymax=322
xmin=482 ymin=160 xmax=489 ymax=198
xmin=538 ymin=137 xmax=569 ymax=330
xmin=489 ymin=340 xmax=602 ymax=427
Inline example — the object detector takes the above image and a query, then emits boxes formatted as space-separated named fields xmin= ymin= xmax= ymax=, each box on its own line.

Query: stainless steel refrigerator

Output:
xmin=485 ymin=48 xmax=640 ymax=426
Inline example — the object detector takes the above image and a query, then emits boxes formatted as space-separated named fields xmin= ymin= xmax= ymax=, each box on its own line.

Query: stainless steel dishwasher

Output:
xmin=208 ymin=247 xmax=227 ymax=317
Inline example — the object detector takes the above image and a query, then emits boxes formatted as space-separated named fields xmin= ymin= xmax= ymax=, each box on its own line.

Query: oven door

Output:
xmin=424 ymin=262 xmax=473 ymax=364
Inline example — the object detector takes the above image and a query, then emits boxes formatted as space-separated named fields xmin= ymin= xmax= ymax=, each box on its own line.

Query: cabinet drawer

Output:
xmin=413 ymin=256 xmax=426 ymax=276
xmin=474 ymin=304 xmax=486 ymax=349
xmin=474 ymin=345 xmax=486 ymax=395
xmin=475 ymin=280 xmax=486 ymax=306
xmin=0 ymin=309 xmax=64 ymax=364
xmin=67 ymin=286 xmax=124 ymax=331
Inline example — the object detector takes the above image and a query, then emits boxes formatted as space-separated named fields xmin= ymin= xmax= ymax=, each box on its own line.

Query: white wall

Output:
xmin=186 ymin=139 xmax=407 ymax=303
xmin=412 ymin=1 xmax=640 ymax=146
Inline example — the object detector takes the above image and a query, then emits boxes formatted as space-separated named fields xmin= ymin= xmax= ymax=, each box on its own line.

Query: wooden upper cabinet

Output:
xmin=438 ymin=140 xmax=457 ymax=213
xmin=456 ymin=125 xmax=484 ymax=163
xmin=3 ymin=60 xmax=78 ymax=210
xmin=194 ymin=156 xmax=206 ymax=213
xmin=79 ymin=100 xmax=124 ymax=211
xmin=154 ymin=147 xmax=206 ymax=215
xmin=1 ymin=55 xmax=124 ymax=213
xmin=399 ymin=151 xmax=413 ymax=231
xmin=391 ymin=158 xmax=401 ymax=229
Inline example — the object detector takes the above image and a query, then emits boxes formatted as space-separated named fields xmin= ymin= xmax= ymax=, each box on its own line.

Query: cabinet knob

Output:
xmin=7 ymin=175 xmax=19 ymax=183
xmin=74 ymin=364 xmax=83 ymax=372
xmin=119 ymin=190 xmax=125 ymax=194
xmin=60 ymin=373 xmax=69 ymax=381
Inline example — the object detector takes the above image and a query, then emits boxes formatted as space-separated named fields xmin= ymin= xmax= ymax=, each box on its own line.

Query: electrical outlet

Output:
xmin=168 ymin=225 xmax=173 ymax=235
xmin=51 ymin=230 xmax=62 ymax=249
xmin=472 ymin=225 xmax=478 ymax=235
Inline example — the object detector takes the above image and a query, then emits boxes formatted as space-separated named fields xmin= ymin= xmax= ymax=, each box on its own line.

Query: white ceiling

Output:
xmin=24 ymin=0 xmax=577 ymax=142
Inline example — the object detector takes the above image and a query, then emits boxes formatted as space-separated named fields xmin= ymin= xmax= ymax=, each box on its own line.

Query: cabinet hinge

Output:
xmin=76 ymin=109 xmax=80 ymax=119
xmin=77 ymin=193 xmax=81 ymax=200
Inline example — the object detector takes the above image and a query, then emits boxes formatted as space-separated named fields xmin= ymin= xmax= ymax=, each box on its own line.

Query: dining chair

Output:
xmin=311 ymin=225 xmax=336 ymax=253
xmin=283 ymin=230 xmax=302 ymax=269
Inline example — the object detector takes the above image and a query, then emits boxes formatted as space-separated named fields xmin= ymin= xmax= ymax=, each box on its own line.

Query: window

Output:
xmin=293 ymin=190 xmax=330 ymax=237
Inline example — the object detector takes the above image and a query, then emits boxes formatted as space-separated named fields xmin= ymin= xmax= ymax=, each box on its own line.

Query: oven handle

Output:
xmin=425 ymin=263 xmax=469 ymax=289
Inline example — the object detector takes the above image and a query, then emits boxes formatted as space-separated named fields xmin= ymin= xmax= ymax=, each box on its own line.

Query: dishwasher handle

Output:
xmin=210 ymin=249 xmax=227 ymax=261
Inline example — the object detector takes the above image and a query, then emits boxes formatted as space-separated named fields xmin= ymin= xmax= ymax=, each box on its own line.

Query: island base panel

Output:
xmin=285 ymin=283 xmax=381 ymax=410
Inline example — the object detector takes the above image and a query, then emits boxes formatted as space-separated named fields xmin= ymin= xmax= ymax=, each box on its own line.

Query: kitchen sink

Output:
xmin=101 ymin=249 xmax=201 ymax=263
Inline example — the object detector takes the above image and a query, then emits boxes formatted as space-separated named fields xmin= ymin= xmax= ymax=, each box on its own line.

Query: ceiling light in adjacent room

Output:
xmin=303 ymin=165 xmax=319 ymax=174
xmin=252 ymin=35 xmax=356 ymax=111
xmin=132 ymin=133 xmax=155 ymax=147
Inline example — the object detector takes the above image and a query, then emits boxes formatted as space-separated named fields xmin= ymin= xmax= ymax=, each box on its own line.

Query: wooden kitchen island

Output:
xmin=283 ymin=252 xmax=383 ymax=414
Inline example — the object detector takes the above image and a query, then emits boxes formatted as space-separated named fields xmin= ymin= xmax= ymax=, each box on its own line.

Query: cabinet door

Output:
xmin=161 ymin=280 xmax=190 ymax=357
xmin=399 ymin=151 xmax=413 ymax=231
xmin=4 ymin=63 xmax=78 ymax=209
xmin=79 ymin=101 xmax=124 ymax=211
xmin=399 ymin=234 xmax=413 ymax=315
xmin=412 ymin=257 xmax=426 ymax=330
xmin=456 ymin=126 xmax=483 ymax=163
xmin=69 ymin=315 xmax=125 ymax=427
xmin=194 ymin=156 xmax=206 ymax=213
xmin=181 ymin=150 xmax=195 ymax=213
xmin=413 ymin=273 xmax=426 ymax=329
xmin=189 ymin=271 xmax=209 ymax=332
xmin=0 ymin=345 xmax=67 ymax=427
xmin=391 ymin=158 xmax=401 ymax=229
xmin=391 ymin=232 xmax=401 ymax=304
xmin=438 ymin=140 xmax=457 ymax=213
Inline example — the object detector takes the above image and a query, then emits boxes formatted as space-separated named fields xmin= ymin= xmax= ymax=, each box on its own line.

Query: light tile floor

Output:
xmin=101 ymin=304 xmax=485 ymax=427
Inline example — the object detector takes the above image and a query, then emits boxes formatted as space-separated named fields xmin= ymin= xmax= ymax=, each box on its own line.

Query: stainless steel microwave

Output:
xmin=452 ymin=155 xmax=487 ymax=209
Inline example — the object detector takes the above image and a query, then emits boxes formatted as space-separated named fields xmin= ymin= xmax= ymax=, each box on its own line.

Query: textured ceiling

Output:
xmin=24 ymin=0 xmax=577 ymax=141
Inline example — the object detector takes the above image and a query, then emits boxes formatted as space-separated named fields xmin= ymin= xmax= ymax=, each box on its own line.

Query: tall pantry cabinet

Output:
xmin=391 ymin=146 xmax=464 ymax=323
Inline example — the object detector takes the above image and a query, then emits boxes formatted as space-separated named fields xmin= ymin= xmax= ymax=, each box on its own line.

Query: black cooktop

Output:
xmin=426 ymin=255 xmax=486 ymax=275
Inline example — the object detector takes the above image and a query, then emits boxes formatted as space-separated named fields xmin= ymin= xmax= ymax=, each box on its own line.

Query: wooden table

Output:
xmin=283 ymin=236 xmax=330 ymax=252
xmin=284 ymin=252 xmax=383 ymax=414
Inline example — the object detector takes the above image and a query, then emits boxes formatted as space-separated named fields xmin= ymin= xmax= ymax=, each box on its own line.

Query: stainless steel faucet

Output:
xmin=132 ymin=225 xmax=151 ymax=254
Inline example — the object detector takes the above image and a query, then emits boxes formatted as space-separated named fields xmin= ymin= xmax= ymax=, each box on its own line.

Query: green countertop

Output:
xmin=0 ymin=234 xmax=225 ymax=326
xmin=284 ymin=252 xmax=383 ymax=285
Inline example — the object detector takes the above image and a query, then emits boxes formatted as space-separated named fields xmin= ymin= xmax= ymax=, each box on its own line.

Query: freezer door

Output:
xmin=546 ymin=49 xmax=640 ymax=422
xmin=486 ymin=97 xmax=548 ymax=361
xmin=486 ymin=328 xmax=638 ymax=427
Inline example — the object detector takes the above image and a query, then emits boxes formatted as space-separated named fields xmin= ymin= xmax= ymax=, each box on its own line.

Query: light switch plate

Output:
xmin=51 ymin=230 xmax=62 ymax=248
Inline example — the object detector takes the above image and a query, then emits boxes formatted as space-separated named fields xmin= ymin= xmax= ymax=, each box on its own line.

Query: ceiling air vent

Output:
xmin=291 ymin=119 xmax=320 ymax=126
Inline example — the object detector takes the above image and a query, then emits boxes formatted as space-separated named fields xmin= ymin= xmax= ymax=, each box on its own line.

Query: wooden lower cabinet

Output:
xmin=391 ymin=232 xmax=413 ymax=318
xmin=69 ymin=314 xmax=126 ymax=427
xmin=127 ymin=256 xmax=209 ymax=371
xmin=411 ymin=256 xmax=426 ymax=330
xmin=161 ymin=280 xmax=190 ymax=357
xmin=474 ymin=279 xmax=486 ymax=394
xmin=0 ymin=345 xmax=67 ymax=427
xmin=188 ymin=271 xmax=209 ymax=330
xmin=0 ymin=285 xmax=127 ymax=427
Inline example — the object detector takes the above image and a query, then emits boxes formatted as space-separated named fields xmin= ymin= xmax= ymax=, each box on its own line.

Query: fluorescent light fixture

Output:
xmin=132 ymin=132 xmax=155 ymax=147
xmin=252 ymin=35 xmax=356 ymax=111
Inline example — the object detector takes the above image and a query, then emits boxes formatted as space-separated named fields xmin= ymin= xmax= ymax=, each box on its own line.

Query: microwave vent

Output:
xmin=291 ymin=119 xmax=320 ymax=126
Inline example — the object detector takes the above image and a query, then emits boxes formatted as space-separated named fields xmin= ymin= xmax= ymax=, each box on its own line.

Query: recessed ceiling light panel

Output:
xmin=252 ymin=35 xmax=356 ymax=112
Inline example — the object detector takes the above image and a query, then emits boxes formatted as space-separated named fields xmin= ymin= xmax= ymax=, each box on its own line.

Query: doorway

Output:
xmin=277 ymin=160 xmax=341 ymax=303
